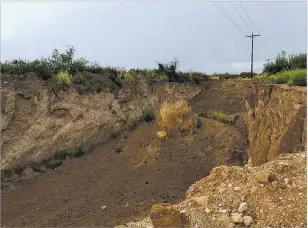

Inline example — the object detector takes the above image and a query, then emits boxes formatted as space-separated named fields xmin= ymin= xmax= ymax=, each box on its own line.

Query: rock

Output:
xmin=272 ymin=180 xmax=279 ymax=188
xmin=284 ymin=178 xmax=290 ymax=185
xmin=250 ymin=185 xmax=258 ymax=195
xmin=101 ymin=206 xmax=107 ymax=211
xmin=230 ymin=213 xmax=244 ymax=224
xmin=256 ymin=171 xmax=277 ymax=184
xmin=220 ymin=209 xmax=227 ymax=213
xmin=21 ymin=167 xmax=39 ymax=180
xmin=205 ymin=207 xmax=211 ymax=214
xmin=228 ymin=223 xmax=235 ymax=228
xmin=233 ymin=186 xmax=241 ymax=192
xmin=243 ymin=216 xmax=253 ymax=226
xmin=190 ymin=196 xmax=210 ymax=208
xmin=238 ymin=202 xmax=248 ymax=213
xmin=228 ymin=184 xmax=233 ymax=188
xmin=180 ymin=210 xmax=187 ymax=214
xmin=150 ymin=203 xmax=182 ymax=228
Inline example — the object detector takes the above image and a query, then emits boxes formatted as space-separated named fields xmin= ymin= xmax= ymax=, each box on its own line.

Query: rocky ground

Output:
xmin=116 ymin=152 xmax=306 ymax=228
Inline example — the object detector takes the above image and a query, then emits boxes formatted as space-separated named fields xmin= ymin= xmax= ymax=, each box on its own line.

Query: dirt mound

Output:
xmin=117 ymin=152 xmax=306 ymax=228
xmin=1 ymin=118 xmax=244 ymax=227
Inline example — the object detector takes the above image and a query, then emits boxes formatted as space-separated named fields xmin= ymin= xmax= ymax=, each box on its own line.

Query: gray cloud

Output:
xmin=1 ymin=1 xmax=306 ymax=74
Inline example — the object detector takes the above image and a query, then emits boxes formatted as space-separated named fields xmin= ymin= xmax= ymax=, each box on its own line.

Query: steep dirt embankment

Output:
xmin=246 ymin=84 xmax=306 ymax=166
xmin=0 ymin=79 xmax=200 ymax=171
xmin=116 ymin=85 xmax=307 ymax=228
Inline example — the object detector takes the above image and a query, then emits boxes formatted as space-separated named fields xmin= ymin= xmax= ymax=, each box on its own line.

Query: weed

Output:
xmin=158 ymin=100 xmax=194 ymax=133
xmin=198 ymin=110 xmax=235 ymax=124
xmin=142 ymin=108 xmax=155 ymax=122
xmin=56 ymin=72 xmax=72 ymax=85
xmin=196 ymin=117 xmax=203 ymax=128
xmin=157 ymin=131 xmax=167 ymax=139
xmin=258 ymin=69 xmax=307 ymax=86
xmin=126 ymin=116 xmax=141 ymax=131
xmin=73 ymin=144 xmax=85 ymax=157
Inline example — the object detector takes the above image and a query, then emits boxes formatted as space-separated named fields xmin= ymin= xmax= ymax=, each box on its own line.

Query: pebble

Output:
xmin=243 ymin=215 xmax=253 ymax=226
xmin=205 ymin=207 xmax=211 ymax=214
xmin=101 ymin=206 xmax=107 ymax=211
xmin=272 ymin=181 xmax=279 ymax=188
xmin=238 ymin=202 xmax=248 ymax=213
xmin=220 ymin=209 xmax=227 ymax=213
xmin=180 ymin=210 xmax=187 ymax=214
xmin=234 ymin=186 xmax=241 ymax=191
xmin=228 ymin=184 xmax=233 ymax=188
xmin=230 ymin=212 xmax=244 ymax=224
xmin=284 ymin=178 xmax=290 ymax=185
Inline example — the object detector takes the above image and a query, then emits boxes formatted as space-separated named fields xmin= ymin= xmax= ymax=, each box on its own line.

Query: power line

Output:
xmin=240 ymin=1 xmax=259 ymax=33
xmin=229 ymin=1 xmax=252 ymax=33
xmin=246 ymin=33 xmax=260 ymax=78
xmin=212 ymin=1 xmax=246 ymax=35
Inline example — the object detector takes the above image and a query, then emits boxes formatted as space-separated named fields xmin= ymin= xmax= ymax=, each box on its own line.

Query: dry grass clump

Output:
xmin=158 ymin=100 xmax=194 ymax=133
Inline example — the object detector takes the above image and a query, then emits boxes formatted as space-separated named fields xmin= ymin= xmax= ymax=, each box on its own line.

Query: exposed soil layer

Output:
xmin=1 ymin=118 xmax=244 ymax=227
xmin=190 ymin=79 xmax=255 ymax=114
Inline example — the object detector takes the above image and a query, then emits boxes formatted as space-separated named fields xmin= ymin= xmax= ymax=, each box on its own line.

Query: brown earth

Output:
xmin=1 ymin=77 xmax=306 ymax=227
xmin=117 ymin=152 xmax=307 ymax=228
xmin=1 ymin=118 xmax=245 ymax=227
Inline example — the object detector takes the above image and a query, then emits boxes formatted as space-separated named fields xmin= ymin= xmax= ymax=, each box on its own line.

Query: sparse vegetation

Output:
xmin=257 ymin=69 xmax=307 ymax=86
xmin=158 ymin=100 xmax=194 ymax=133
xmin=263 ymin=51 xmax=307 ymax=75
xmin=157 ymin=131 xmax=167 ymax=139
xmin=54 ymin=149 xmax=67 ymax=160
xmin=198 ymin=110 xmax=235 ymax=124
xmin=126 ymin=116 xmax=141 ymax=131
xmin=196 ymin=117 xmax=203 ymax=128
xmin=142 ymin=108 xmax=155 ymax=123
xmin=56 ymin=72 xmax=72 ymax=85
xmin=73 ymin=144 xmax=85 ymax=157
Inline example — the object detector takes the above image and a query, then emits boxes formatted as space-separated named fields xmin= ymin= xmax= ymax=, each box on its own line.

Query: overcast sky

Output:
xmin=1 ymin=1 xmax=307 ymax=74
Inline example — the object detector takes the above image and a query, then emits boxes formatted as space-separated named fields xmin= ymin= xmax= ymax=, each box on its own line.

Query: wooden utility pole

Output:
xmin=246 ymin=33 xmax=260 ymax=78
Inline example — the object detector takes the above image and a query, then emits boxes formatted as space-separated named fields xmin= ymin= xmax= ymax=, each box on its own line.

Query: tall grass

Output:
xmin=257 ymin=69 xmax=307 ymax=86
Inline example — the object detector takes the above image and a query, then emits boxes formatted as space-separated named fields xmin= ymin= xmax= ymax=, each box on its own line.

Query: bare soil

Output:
xmin=1 ymin=79 xmax=253 ymax=227
xmin=1 ymin=117 xmax=245 ymax=227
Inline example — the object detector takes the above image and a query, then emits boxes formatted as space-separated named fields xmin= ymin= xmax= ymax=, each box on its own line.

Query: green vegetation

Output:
xmin=73 ymin=144 xmax=85 ymax=157
xmin=257 ymin=69 xmax=307 ymax=86
xmin=56 ymin=72 xmax=72 ymax=85
xmin=142 ymin=108 xmax=155 ymax=123
xmin=263 ymin=51 xmax=307 ymax=75
xmin=198 ymin=110 xmax=235 ymax=124
xmin=195 ymin=117 xmax=203 ymax=128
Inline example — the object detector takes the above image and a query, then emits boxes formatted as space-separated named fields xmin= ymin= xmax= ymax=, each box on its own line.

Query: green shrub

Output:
xmin=56 ymin=71 xmax=72 ymax=85
xmin=290 ymin=69 xmax=307 ymax=86
xmin=72 ymin=72 xmax=85 ymax=84
xmin=142 ymin=108 xmax=155 ymax=122
xmin=198 ymin=110 xmax=235 ymax=124
xmin=196 ymin=117 xmax=203 ymax=128
xmin=73 ymin=144 xmax=85 ymax=157
xmin=260 ymin=69 xmax=306 ymax=86
xmin=287 ymin=80 xmax=295 ymax=87
xmin=123 ymin=71 xmax=135 ymax=81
